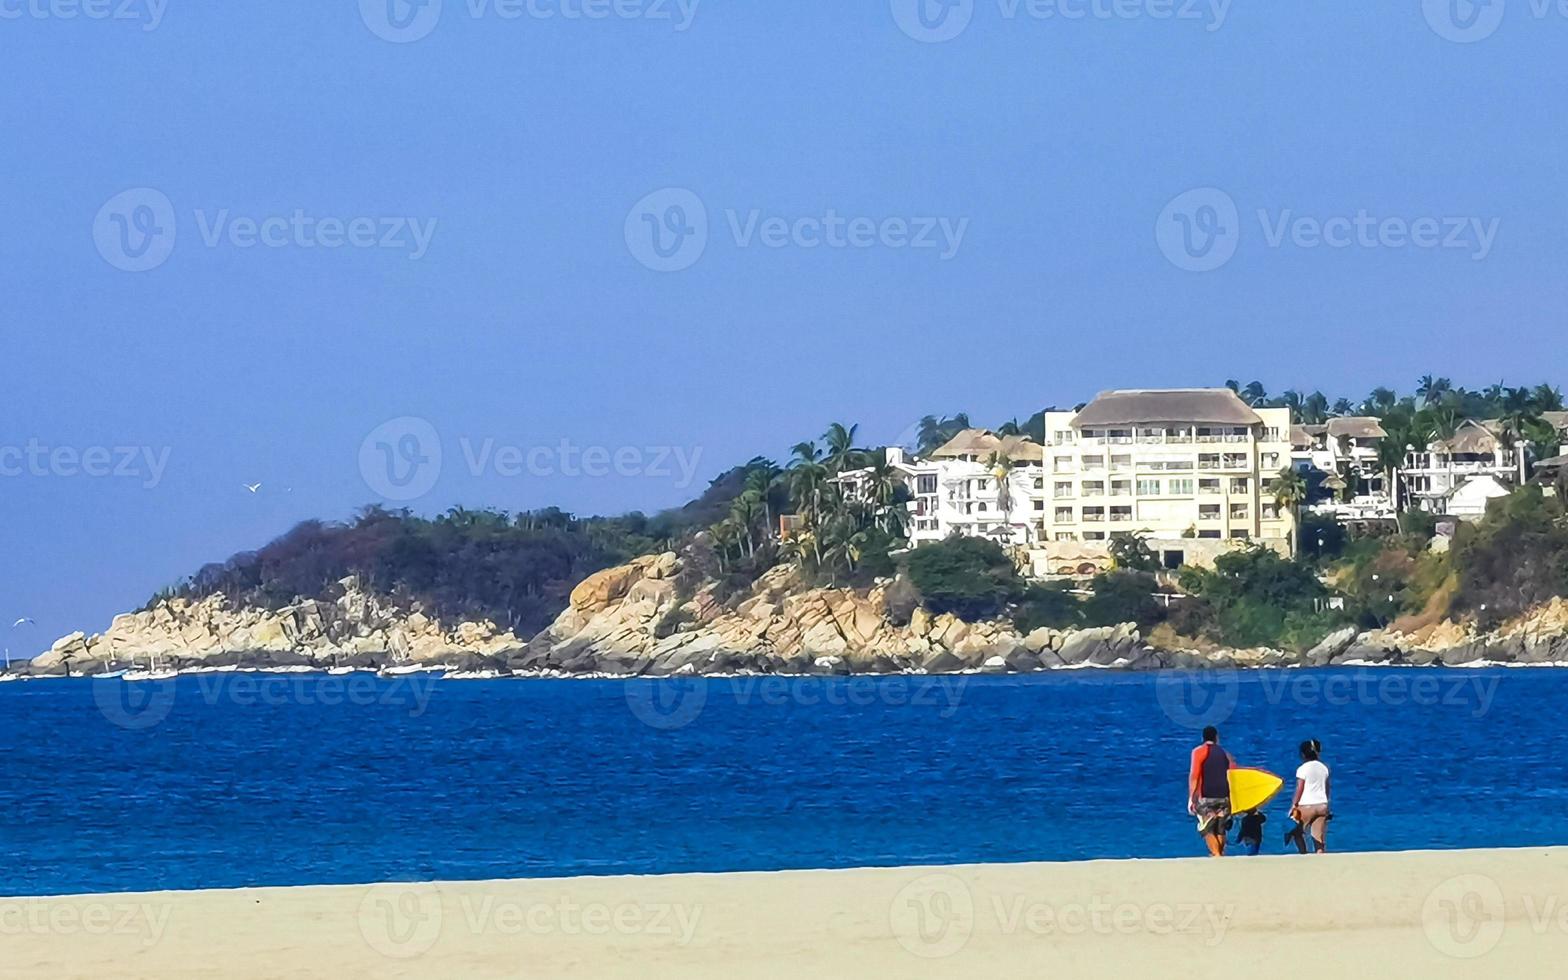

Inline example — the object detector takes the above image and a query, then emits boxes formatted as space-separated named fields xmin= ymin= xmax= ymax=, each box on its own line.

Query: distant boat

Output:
xmin=327 ymin=666 xmax=356 ymax=676
xmin=0 ymin=674 xmax=19 ymax=684
xmin=123 ymin=652 xmax=176 ymax=681
xmin=378 ymin=663 xmax=452 ymax=677
xmin=96 ymin=669 xmax=127 ymax=680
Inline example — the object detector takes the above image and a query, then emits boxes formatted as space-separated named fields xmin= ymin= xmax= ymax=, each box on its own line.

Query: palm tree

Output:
xmin=997 ymin=417 xmax=1023 ymax=437
xmin=1302 ymin=391 xmax=1330 ymax=425
xmin=1268 ymin=466 xmax=1307 ymax=518
xmin=986 ymin=451 xmax=1015 ymax=532
xmin=1241 ymin=381 xmax=1268 ymax=407
xmin=743 ymin=462 xmax=780 ymax=537
xmin=1331 ymin=398 xmax=1355 ymax=417
xmin=823 ymin=422 xmax=863 ymax=474
xmin=1365 ymin=387 xmax=1397 ymax=415
xmin=1531 ymin=384 xmax=1564 ymax=412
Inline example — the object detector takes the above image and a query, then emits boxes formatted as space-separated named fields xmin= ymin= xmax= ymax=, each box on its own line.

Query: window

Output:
xmin=977 ymin=503 xmax=987 ymax=512
xmin=1198 ymin=530 xmax=1222 ymax=540
xmin=1261 ymin=503 xmax=1280 ymax=519
xmin=1230 ymin=478 xmax=1250 ymax=494
xmin=1054 ymin=456 xmax=1074 ymax=473
xmin=1032 ymin=477 xmax=1044 ymax=490
xmin=1230 ymin=529 xmax=1251 ymax=540
xmin=1199 ymin=454 xmax=1221 ymax=470
xmin=1262 ymin=427 xmax=1281 ymax=442
xmin=1169 ymin=478 xmax=1195 ymax=495
xmin=1056 ymin=531 xmax=1077 ymax=541
xmin=1032 ymin=500 xmax=1044 ymax=511
xmin=1200 ymin=479 xmax=1222 ymax=494
xmin=1199 ymin=504 xmax=1221 ymax=521
xmin=1082 ymin=481 xmax=1105 ymax=496
xmin=1082 ymin=455 xmax=1105 ymax=470
xmin=1084 ymin=531 xmax=1107 ymax=541
xmin=1055 ymin=481 xmax=1074 ymax=498
xmin=1083 ymin=507 xmax=1105 ymax=522
xmin=1111 ymin=454 xmax=1133 ymax=471
xmin=1230 ymin=504 xmax=1249 ymax=520
xmin=917 ymin=475 xmax=937 ymax=494
xmin=1110 ymin=506 xmax=1132 ymax=522
xmin=1055 ymin=507 xmax=1074 ymax=522
xmin=1136 ymin=479 xmax=1161 ymax=496
xmin=1261 ymin=452 xmax=1280 ymax=470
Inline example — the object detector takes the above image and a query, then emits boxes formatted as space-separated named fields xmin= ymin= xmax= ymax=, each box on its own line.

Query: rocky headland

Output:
xmin=17 ymin=553 xmax=1568 ymax=678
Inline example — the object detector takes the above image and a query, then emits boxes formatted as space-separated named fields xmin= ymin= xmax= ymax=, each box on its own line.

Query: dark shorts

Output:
xmin=1195 ymin=797 xmax=1231 ymax=835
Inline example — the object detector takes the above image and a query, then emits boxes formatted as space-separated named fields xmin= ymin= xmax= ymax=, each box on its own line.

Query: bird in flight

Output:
xmin=244 ymin=483 xmax=262 ymax=494
xmin=11 ymin=617 xmax=33 ymax=627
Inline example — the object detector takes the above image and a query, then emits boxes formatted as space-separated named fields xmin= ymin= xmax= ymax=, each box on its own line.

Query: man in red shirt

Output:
xmin=1188 ymin=725 xmax=1236 ymax=857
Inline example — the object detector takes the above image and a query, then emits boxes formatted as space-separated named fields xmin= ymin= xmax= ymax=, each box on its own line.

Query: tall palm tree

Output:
xmin=1302 ymin=391 xmax=1330 ymax=424
xmin=743 ymin=462 xmax=780 ymax=537
xmin=1331 ymin=398 xmax=1355 ymax=417
xmin=1268 ymin=466 xmax=1307 ymax=517
xmin=1241 ymin=381 xmax=1268 ymax=407
xmin=986 ymin=450 xmax=1015 ymax=531
xmin=823 ymin=422 xmax=863 ymax=474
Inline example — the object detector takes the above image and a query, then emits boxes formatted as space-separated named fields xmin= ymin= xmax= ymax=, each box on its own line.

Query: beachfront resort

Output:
xmin=836 ymin=386 xmax=1568 ymax=578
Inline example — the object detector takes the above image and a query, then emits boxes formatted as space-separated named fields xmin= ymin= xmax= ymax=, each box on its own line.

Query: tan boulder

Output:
xmin=569 ymin=563 xmax=645 ymax=613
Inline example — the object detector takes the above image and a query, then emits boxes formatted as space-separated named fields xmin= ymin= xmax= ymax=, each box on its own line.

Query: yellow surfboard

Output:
xmin=1229 ymin=767 xmax=1284 ymax=813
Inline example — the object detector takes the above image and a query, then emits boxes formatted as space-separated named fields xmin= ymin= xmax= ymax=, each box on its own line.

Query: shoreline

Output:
xmin=7 ymin=659 xmax=1568 ymax=683
xmin=6 ymin=847 xmax=1565 ymax=978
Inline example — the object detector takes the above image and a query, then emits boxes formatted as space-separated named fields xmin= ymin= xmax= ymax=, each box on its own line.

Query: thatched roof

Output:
xmin=1326 ymin=417 xmax=1387 ymax=440
xmin=929 ymin=429 xmax=1043 ymax=463
xmin=1290 ymin=425 xmax=1317 ymax=449
xmin=1070 ymin=389 xmax=1262 ymax=428
xmin=1543 ymin=411 xmax=1568 ymax=432
xmin=1434 ymin=420 xmax=1503 ymax=455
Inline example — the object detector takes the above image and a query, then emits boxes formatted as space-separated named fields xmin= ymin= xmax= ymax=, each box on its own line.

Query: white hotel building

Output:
xmin=1036 ymin=389 xmax=1297 ymax=573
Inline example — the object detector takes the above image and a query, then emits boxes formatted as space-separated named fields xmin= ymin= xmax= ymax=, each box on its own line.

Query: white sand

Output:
xmin=4 ymin=847 xmax=1567 ymax=978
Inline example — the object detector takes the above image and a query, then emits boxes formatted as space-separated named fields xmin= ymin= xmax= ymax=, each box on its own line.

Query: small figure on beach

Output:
xmin=1287 ymin=739 xmax=1331 ymax=854
xmin=1188 ymin=725 xmax=1236 ymax=857
xmin=1232 ymin=809 xmax=1267 ymax=856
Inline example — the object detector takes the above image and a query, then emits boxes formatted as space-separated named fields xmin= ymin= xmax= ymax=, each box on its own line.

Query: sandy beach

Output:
xmin=4 ymin=847 xmax=1565 ymax=978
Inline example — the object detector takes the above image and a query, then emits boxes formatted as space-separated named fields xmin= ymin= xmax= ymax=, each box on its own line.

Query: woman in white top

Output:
xmin=1290 ymin=739 xmax=1331 ymax=854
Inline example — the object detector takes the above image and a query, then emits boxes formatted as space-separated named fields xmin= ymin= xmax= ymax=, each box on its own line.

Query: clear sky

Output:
xmin=3 ymin=1 xmax=1566 ymax=650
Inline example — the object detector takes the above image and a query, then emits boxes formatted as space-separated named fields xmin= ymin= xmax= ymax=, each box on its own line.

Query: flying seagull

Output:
xmin=244 ymin=483 xmax=262 ymax=494
xmin=11 ymin=617 xmax=33 ymax=628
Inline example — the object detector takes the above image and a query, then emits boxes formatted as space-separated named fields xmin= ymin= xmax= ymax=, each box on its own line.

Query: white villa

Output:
xmin=1402 ymin=419 xmax=1525 ymax=515
xmin=1293 ymin=417 xmax=1397 ymax=523
xmin=836 ymin=432 xmax=1046 ymax=548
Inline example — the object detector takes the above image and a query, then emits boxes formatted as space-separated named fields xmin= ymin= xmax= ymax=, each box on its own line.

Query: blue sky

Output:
xmin=3 ymin=1 xmax=1566 ymax=648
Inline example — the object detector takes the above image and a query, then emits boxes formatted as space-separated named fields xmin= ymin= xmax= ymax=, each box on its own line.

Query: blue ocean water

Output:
xmin=2 ymin=668 xmax=1566 ymax=897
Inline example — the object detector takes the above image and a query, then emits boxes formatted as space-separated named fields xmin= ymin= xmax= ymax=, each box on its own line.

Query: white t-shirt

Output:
xmin=1297 ymin=760 xmax=1330 ymax=807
